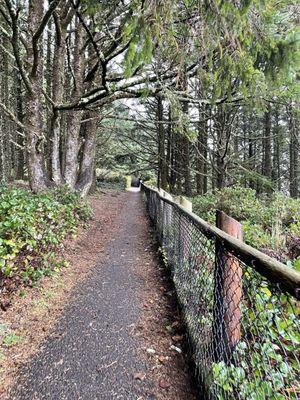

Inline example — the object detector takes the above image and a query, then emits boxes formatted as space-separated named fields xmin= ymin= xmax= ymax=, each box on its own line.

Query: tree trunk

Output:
xmin=262 ymin=105 xmax=272 ymax=183
xmin=50 ymin=15 xmax=67 ymax=185
xmin=26 ymin=88 xmax=50 ymax=191
xmin=182 ymin=137 xmax=191 ymax=196
xmin=26 ymin=0 xmax=50 ymax=192
xmin=248 ymin=120 xmax=255 ymax=189
xmin=166 ymin=106 xmax=172 ymax=187
xmin=15 ymin=71 xmax=25 ymax=180
xmin=64 ymin=19 xmax=84 ymax=188
xmin=196 ymin=105 xmax=208 ymax=195
xmin=76 ymin=111 xmax=98 ymax=196
xmin=0 ymin=31 xmax=10 ymax=182
xmin=157 ymin=96 xmax=168 ymax=189
xmin=181 ymin=100 xmax=191 ymax=196
xmin=272 ymin=106 xmax=281 ymax=190
xmin=288 ymin=105 xmax=299 ymax=198
xmin=168 ymin=106 xmax=178 ymax=193
xmin=215 ymin=107 xmax=229 ymax=190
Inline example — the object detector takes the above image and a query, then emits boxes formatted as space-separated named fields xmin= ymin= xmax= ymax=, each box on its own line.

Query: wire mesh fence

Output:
xmin=142 ymin=184 xmax=300 ymax=400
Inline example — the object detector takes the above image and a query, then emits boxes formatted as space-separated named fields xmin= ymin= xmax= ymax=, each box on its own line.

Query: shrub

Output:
xmin=96 ymin=171 xmax=126 ymax=190
xmin=0 ymin=186 xmax=92 ymax=293
xmin=191 ymin=188 xmax=300 ymax=398
xmin=192 ymin=187 xmax=300 ymax=260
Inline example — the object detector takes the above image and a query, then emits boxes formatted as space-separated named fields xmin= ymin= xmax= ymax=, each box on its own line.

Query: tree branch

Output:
xmin=0 ymin=101 xmax=26 ymax=131
xmin=0 ymin=101 xmax=44 ymax=139
xmin=69 ymin=0 xmax=108 ymax=91
xmin=3 ymin=0 xmax=32 ymax=93
xmin=31 ymin=0 xmax=62 ymax=76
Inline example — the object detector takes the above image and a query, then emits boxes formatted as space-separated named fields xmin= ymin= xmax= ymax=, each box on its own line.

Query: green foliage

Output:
xmin=291 ymin=258 xmax=300 ymax=272
xmin=0 ymin=323 xmax=23 ymax=349
xmin=0 ymin=186 xmax=92 ymax=287
xmin=212 ymin=280 xmax=299 ymax=399
xmin=122 ymin=3 xmax=157 ymax=77
xmin=192 ymin=187 xmax=300 ymax=258
xmin=2 ymin=333 xmax=23 ymax=347
xmin=96 ymin=169 xmax=125 ymax=184
xmin=181 ymin=0 xmax=298 ymax=103
xmin=95 ymin=168 xmax=127 ymax=190
xmin=200 ymin=186 xmax=300 ymax=399
xmin=143 ymin=178 xmax=157 ymax=187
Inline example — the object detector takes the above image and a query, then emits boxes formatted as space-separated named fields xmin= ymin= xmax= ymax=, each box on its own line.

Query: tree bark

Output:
xmin=262 ymin=105 xmax=272 ymax=185
xmin=15 ymin=71 xmax=24 ymax=180
xmin=157 ymin=96 xmax=168 ymax=189
xmin=181 ymin=100 xmax=191 ymax=196
xmin=288 ymin=105 xmax=299 ymax=198
xmin=196 ymin=105 xmax=208 ymax=194
xmin=248 ymin=117 xmax=255 ymax=190
xmin=272 ymin=106 xmax=281 ymax=190
xmin=76 ymin=111 xmax=98 ymax=196
xmin=50 ymin=12 xmax=68 ymax=185
xmin=64 ymin=19 xmax=84 ymax=188
xmin=0 ymin=31 xmax=10 ymax=182
xmin=26 ymin=0 xmax=50 ymax=192
xmin=166 ymin=106 xmax=172 ymax=187
xmin=215 ymin=107 xmax=230 ymax=190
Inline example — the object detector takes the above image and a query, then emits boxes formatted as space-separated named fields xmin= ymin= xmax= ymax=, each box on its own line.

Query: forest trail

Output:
xmin=8 ymin=190 xmax=196 ymax=400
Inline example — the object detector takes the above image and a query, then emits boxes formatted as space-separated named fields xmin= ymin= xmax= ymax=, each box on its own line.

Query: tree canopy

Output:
xmin=0 ymin=0 xmax=298 ymax=196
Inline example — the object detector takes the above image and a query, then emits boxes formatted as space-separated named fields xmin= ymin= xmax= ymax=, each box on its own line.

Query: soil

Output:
xmin=0 ymin=189 xmax=197 ymax=400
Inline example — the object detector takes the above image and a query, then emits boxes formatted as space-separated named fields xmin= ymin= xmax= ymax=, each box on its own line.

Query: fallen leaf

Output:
xmin=133 ymin=372 xmax=146 ymax=381
xmin=170 ymin=345 xmax=182 ymax=354
xmin=172 ymin=335 xmax=183 ymax=343
xmin=146 ymin=348 xmax=156 ymax=355
xmin=159 ymin=379 xmax=171 ymax=389
xmin=158 ymin=355 xmax=167 ymax=364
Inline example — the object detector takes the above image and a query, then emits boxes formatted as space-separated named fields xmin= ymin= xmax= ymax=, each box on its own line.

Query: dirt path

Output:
xmin=5 ymin=191 xmax=196 ymax=400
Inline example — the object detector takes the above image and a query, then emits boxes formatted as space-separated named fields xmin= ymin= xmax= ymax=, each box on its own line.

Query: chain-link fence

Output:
xmin=141 ymin=184 xmax=300 ymax=400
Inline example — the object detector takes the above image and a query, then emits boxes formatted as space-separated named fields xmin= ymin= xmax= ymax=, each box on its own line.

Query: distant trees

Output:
xmin=103 ymin=98 xmax=299 ymax=197
xmin=288 ymin=105 xmax=299 ymax=198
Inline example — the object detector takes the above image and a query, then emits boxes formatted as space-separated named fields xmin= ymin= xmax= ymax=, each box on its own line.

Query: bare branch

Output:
xmin=69 ymin=0 xmax=108 ymax=91
xmin=0 ymin=101 xmax=43 ymax=139
xmin=0 ymin=101 xmax=26 ymax=131
xmin=31 ymin=0 xmax=62 ymax=76
xmin=3 ymin=0 xmax=32 ymax=93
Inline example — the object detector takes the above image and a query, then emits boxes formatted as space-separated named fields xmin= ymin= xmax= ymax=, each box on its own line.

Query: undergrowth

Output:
xmin=189 ymin=187 xmax=300 ymax=398
xmin=191 ymin=187 xmax=300 ymax=265
xmin=0 ymin=186 xmax=92 ymax=308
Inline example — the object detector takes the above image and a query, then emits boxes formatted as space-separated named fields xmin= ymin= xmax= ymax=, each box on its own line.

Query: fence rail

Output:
xmin=141 ymin=183 xmax=300 ymax=400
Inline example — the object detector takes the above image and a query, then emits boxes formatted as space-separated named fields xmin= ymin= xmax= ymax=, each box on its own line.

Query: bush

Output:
xmin=0 ymin=186 xmax=92 ymax=291
xmin=95 ymin=169 xmax=126 ymax=190
xmin=191 ymin=188 xmax=300 ymax=398
xmin=192 ymin=187 xmax=300 ymax=260
xmin=143 ymin=178 xmax=157 ymax=187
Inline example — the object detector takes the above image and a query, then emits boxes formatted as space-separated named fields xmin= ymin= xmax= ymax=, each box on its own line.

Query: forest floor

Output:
xmin=0 ymin=189 xmax=197 ymax=400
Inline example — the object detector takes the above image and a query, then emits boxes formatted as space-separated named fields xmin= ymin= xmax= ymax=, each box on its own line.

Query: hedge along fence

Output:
xmin=141 ymin=184 xmax=300 ymax=400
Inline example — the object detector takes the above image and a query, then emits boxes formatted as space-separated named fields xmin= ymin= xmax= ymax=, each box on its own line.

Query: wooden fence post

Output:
xmin=162 ymin=190 xmax=173 ymax=228
xmin=213 ymin=210 xmax=243 ymax=363
xmin=179 ymin=196 xmax=193 ymax=261
xmin=180 ymin=196 xmax=192 ymax=212
xmin=125 ymin=175 xmax=132 ymax=190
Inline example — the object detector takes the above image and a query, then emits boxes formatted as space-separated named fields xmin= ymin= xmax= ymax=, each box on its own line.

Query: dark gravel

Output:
xmin=10 ymin=192 xmax=155 ymax=400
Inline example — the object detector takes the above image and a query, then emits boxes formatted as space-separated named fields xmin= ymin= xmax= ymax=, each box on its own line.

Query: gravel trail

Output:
xmin=9 ymin=191 xmax=196 ymax=400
